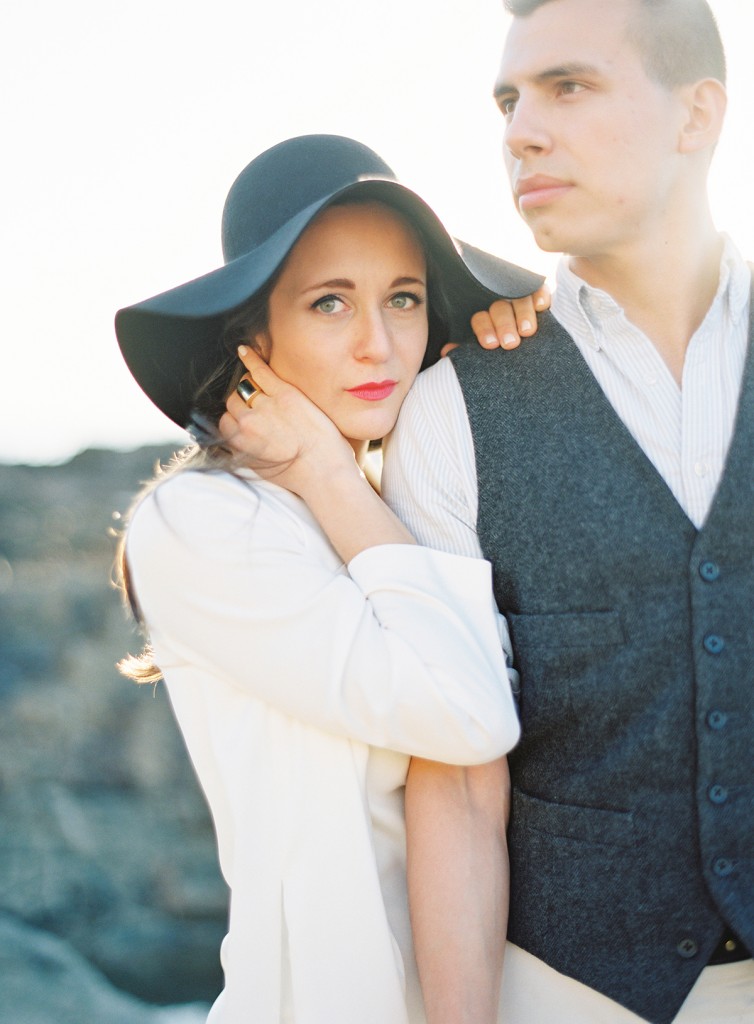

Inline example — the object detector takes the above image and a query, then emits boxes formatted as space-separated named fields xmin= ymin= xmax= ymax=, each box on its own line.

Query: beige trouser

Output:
xmin=499 ymin=943 xmax=754 ymax=1023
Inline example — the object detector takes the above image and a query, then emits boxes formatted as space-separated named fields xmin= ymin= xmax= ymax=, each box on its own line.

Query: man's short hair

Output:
xmin=503 ymin=0 xmax=726 ymax=87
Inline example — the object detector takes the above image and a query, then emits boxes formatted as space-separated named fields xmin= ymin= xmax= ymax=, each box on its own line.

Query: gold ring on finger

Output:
xmin=236 ymin=375 xmax=263 ymax=408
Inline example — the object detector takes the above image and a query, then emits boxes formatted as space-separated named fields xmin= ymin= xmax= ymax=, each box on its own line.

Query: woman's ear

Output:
xmin=252 ymin=331 xmax=272 ymax=362
xmin=677 ymin=77 xmax=727 ymax=156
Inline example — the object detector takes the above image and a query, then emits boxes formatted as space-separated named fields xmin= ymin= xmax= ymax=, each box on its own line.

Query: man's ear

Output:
xmin=677 ymin=77 xmax=727 ymax=155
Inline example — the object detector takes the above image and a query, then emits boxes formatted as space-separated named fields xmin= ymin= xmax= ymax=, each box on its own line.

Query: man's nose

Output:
xmin=504 ymin=95 xmax=550 ymax=160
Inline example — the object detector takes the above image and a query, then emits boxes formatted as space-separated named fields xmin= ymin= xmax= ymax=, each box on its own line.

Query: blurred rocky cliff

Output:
xmin=0 ymin=446 xmax=227 ymax=1023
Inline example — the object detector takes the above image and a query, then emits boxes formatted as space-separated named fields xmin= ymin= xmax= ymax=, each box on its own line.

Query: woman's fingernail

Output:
xmin=238 ymin=344 xmax=248 ymax=356
xmin=520 ymin=319 xmax=533 ymax=333
xmin=503 ymin=333 xmax=518 ymax=348
xmin=535 ymin=296 xmax=547 ymax=309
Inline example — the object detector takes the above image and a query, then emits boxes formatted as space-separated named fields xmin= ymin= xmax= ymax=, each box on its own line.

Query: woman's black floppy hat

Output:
xmin=115 ymin=134 xmax=543 ymax=429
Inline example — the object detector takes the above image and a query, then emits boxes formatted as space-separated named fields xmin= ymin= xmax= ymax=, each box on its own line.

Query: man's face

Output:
xmin=494 ymin=0 xmax=687 ymax=260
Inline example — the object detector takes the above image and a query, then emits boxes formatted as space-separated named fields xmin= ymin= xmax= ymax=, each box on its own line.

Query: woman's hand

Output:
xmin=440 ymin=283 xmax=551 ymax=357
xmin=218 ymin=345 xmax=356 ymax=497
xmin=219 ymin=345 xmax=416 ymax=562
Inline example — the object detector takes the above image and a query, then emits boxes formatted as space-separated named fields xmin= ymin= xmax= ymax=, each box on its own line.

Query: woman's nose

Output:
xmin=352 ymin=310 xmax=393 ymax=361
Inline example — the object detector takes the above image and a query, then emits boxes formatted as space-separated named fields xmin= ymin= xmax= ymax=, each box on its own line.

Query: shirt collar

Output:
xmin=551 ymin=234 xmax=751 ymax=351
xmin=720 ymin=234 xmax=751 ymax=327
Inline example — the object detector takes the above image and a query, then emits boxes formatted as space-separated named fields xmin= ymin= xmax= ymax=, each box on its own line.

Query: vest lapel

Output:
xmin=700 ymin=279 xmax=754 ymax=534
xmin=540 ymin=315 xmax=698 ymax=528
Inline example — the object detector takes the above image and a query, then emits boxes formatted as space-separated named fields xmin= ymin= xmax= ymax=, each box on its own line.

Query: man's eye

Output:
xmin=500 ymin=97 xmax=517 ymax=116
xmin=559 ymin=81 xmax=586 ymax=96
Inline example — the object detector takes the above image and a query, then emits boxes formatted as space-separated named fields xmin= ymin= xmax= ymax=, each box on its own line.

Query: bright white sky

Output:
xmin=2 ymin=0 xmax=752 ymax=464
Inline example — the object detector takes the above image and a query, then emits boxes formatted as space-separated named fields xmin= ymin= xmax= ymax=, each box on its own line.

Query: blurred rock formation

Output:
xmin=0 ymin=446 xmax=227 ymax=1021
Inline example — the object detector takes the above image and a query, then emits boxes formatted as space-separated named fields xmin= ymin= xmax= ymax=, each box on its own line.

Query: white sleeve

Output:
xmin=382 ymin=359 xmax=519 ymax=692
xmin=126 ymin=469 xmax=519 ymax=765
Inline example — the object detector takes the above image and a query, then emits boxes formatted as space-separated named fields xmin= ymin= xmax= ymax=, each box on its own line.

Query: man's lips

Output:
xmin=516 ymin=175 xmax=572 ymax=210
xmin=346 ymin=381 xmax=397 ymax=401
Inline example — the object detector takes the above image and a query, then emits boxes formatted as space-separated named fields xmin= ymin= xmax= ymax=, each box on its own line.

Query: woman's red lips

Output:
xmin=346 ymin=381 xmax=397 ymax=401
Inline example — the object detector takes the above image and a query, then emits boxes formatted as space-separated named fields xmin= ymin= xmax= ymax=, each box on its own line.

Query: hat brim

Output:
xmin=115 ymin=177 xmax=543 ymax=429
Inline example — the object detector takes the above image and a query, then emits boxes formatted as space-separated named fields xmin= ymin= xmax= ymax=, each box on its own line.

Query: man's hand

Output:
xmin=440 ymin=284 xmax=551 ymax=357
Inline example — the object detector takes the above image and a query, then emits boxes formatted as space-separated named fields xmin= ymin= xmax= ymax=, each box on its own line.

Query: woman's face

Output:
xmin=259 ymin=201 xmax=428 ymax=452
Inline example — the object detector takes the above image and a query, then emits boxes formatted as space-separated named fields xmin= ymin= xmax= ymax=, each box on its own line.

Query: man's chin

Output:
xmin=530 ymin=231 xmax=567 ymax=255
xmin=520 ymin=216 xmax=569 ymax=255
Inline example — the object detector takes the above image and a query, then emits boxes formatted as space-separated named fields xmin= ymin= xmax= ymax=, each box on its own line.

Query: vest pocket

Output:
xmin=512 ymin=786 xmax=636 ymax=847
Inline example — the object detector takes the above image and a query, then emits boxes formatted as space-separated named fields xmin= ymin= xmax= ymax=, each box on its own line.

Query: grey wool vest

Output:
xmin=451 ymin=300 xmax=754 ymax=1024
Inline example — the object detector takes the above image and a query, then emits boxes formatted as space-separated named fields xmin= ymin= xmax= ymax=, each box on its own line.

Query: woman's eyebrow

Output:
xmin=390 ymin=276 xmax=426 ymax=288
xmin=304 ymin=278 xmax=356 ymax=292
xmin=304 ymin=275 xmax=426 ymax=294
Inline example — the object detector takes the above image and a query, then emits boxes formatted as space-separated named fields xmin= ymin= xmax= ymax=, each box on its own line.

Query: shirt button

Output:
xmin=709 ymin=785 xmax=728 ymax=805
xmin=699 ymin=561 xmax=720 ymax=582
xmin=707 ymin=710 xmax=728 ymax=730
xmin=703 ymin=634 xmax=725 ymax=655
xmin=677 ymin=938 xmax=699 ymax=959
xmin=694 ymin=460 xmax=710 ymax=478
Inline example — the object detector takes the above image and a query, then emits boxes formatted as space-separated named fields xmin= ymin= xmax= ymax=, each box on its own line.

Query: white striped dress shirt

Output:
xmin=383 ymin=235 xmax=750 ymax=550
xmin=381 ymin=236 xmax=753 ymax=1023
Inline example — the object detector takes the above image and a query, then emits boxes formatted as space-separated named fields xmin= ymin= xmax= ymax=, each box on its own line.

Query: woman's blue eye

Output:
xmin=389 ymin=292 xmax=421 ymax=310
xmin=314 ymin=295 xmax=342 ymax=314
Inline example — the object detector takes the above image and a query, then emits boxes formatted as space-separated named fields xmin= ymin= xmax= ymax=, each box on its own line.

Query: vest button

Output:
xmin=707 ymin=710 xmax=728 ymax=730
xmin=676 ymin=937 xmax=699 ymax=959
xmin=699 ymin=560 xmax=720 ymax=582
xmin=712 ymin=857 xmax=734 ymax=877
xmin=709 ymin=784 xmax=729 ymax=805
xmin=703 ymin=634 xmax=725 ymax=655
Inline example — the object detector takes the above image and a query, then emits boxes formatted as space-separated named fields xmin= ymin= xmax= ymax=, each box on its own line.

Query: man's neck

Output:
xmin=567 ymin=226 xmax=724 ymax=386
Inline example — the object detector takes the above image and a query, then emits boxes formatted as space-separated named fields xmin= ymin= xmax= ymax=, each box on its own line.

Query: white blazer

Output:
xmin=126 ymin=468 xmax=520 ymax=1023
